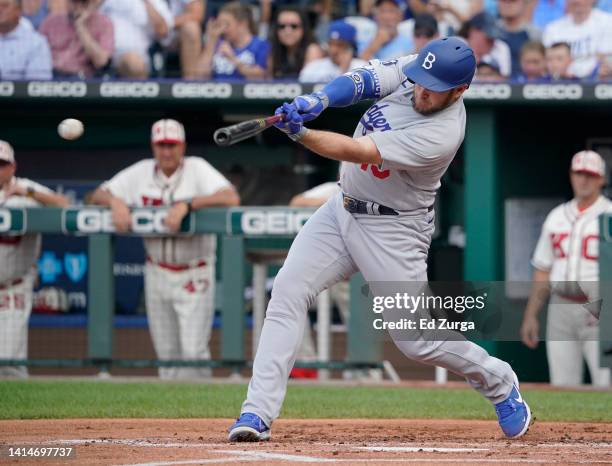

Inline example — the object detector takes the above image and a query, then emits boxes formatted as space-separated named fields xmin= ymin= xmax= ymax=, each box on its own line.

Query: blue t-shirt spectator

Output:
xmin=212 ymin=37 xmax=270 ymax=80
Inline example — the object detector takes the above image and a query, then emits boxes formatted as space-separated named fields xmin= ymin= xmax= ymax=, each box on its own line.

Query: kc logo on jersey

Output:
xmin=422 ymin=52 xmax=436 ymax=70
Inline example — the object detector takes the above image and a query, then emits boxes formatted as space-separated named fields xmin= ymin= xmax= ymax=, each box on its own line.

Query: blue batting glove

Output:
xmin=292 ymin=91 xmax=329 ymax=123
xmin=274 ymin=103 xmax=307 ymax=141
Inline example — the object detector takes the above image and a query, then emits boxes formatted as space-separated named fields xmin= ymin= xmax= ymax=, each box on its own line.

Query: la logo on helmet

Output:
xmin=422 ymin=52 xmax=436 ymax=70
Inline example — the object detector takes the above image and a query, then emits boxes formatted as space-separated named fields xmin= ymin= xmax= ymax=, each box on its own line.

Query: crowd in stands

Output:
xmin=0 ymin=0 xmax=611 ymax=82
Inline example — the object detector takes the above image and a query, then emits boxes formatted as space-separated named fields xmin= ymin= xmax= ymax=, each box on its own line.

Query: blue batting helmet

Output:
xmin=402 ymin=37 xmax=476 ymax=92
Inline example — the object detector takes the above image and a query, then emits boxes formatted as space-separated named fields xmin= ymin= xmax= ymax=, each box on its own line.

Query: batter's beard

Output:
xmin=411 ymin=93 xmax=455 ymax=116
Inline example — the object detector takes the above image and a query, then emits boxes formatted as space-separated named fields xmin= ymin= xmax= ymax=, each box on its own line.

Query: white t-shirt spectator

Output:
xmin=100 ymin=0 xmax=173 ymax=63
xmin=543 ymin=8 xmax=612 ymax=78
xmin=299 ymin=57 xmax=367 ymax=83
xmin=0 ymin=18 xmax=52 ymax=80
xmin=481 ymin=39 xmax=511 ymax=77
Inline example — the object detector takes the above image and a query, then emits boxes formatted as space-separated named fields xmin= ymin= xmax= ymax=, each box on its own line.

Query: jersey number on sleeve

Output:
xmin=360 ymin=163 xmax=390 ymax=180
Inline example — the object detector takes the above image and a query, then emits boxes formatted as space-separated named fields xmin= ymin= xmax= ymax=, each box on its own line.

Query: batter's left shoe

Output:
xmin=228 ymin=413 xmax=271 ymax=442
xmin=495 ymin=383 xmax=532 ymax=438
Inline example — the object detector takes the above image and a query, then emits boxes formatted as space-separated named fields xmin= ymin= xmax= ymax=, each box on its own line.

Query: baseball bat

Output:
xmin=213 ymin=114 xmax=283 ymax=147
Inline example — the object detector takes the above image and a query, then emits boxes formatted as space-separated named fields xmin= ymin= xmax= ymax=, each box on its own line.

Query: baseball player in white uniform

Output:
xmin=0 ymin=140 xmax=69 ymax=378
xmin=229 ymin=37 xmax=532 ymax=442
xmin=521 ymin=150 xmax=611 ymax=386
xmin=91 ymin=119 xmax=240 ymax=379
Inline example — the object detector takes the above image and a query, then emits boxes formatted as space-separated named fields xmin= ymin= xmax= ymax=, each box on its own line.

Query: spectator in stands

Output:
xmin=0 ymin=140 xmax=69 ymax=378
xmin=411 ymin=13 xmax=438 ymax=53
xmin=0 ymin=0 xmax=52 ymax=79
xmin=268 ymin=7 xmax=323 ymax=80
xmin=409 ymin=0 xmax=484 ymax=33
xmin=528 ymin=0 xmax=566 ymax=30
xmin=597 ymin=55 xmax=612 ymax=80
xmin=518 ymin=40 xmax=547 ymax=81
xmin=460 ymin=11 xmax=512 ymax=77
xmin=543 ymin=0 xmax=612 ymax=78
xmin=162 ymin=0 xmax=204 ymax=79
xmin=22 ymin=0 xmax=48 ymax=28
xmin=100 ymin=0 xmax=173 ymax=79
xmin=360 ymin=0 xmax=413 ymax=61
xmin=545 ymin=41 xmax=575 ymax=80
xmin=40 ymin=0 xmax=114 ymax=79
xmin=474 ymin=56 xmax=505 ymax=81
xmin=300 ymin=20 xmax=366 ymax=83
xmin=497 ymin=0 xmax=541 ymax=79
xmin=198 ymin=2 xmax=269 ymax=80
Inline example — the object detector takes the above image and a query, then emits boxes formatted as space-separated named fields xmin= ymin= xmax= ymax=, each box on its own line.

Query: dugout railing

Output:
xmin=0 ymin=206 xmax=383 ymax=374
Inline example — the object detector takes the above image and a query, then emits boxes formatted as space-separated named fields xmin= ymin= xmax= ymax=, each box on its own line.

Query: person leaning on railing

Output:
xmin=0 ymin=140 xmax=70 ymax=378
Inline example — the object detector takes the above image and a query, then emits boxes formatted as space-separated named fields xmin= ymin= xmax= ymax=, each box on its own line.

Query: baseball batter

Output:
xmin=91 ymin=120 xmax=240 ymax=379
xmin=229 ymin=37 xmax=531 ymax=442
xmin=521 ymin=150 xmax=611 ymax=386
xmin=0 ymin=140 xmax=69 ymax=378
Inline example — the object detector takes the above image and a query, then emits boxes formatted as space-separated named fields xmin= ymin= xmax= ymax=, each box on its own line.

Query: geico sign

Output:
xmin=595 ymin=84 xmax=612 ymax=99
xmin=244 ymin=83 xmax=302 ymax=99
xmin=0 ymin=209 xmax=11 ymax=232
xmin=100 ymin=82 xmax=160 ymax=98
xmin=27 ymin=81 xmax=87 ymax=97
xmin=0 ymin=81 xmax=14 ymax=97
xmin=523 ymin=84 xmax=582 ymax=100
xmin=172 ymin=82 xmax=232 ymax=98
xmin=241 ymin=211 xmax=311 ymax=235
xmin=464 ymin=84 xmax=511 ymax=100
xmin=76 ymin=210 xmax=169 ymax=233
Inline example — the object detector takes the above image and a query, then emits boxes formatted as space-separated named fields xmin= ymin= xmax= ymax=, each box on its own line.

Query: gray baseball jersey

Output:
xmin=240 ymin=56 xmax=517 ymax=427
xmin=340 ymin=56 xmax=466 ymax=212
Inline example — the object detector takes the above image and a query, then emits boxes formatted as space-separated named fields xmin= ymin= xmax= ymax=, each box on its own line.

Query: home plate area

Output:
xmin=2 ymin=419 xmax=611 ymax=465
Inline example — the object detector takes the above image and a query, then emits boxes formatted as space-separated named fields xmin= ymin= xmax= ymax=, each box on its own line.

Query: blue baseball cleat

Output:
xmin=228 ymin=413 xmax=271 ymax=442
xmin=495 ymin=383 xmax=532 ymax=438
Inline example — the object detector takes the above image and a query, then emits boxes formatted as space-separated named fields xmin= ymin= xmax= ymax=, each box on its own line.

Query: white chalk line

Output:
xmin=358 ymin=446 xmax=489 ymax=453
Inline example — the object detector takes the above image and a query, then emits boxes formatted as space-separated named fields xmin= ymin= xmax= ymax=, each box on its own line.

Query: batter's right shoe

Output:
xmin=495 ymin=383 xmax=532 ymax=438
xmin=228 ymin=413 xmax=271 ymax=442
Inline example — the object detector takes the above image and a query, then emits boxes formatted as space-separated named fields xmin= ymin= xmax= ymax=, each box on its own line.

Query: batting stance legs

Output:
xmin=240 ymin=193 xmax=516 ymax=428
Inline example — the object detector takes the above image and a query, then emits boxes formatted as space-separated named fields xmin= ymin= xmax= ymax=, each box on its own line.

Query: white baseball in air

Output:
xmin=58 ymin=118 xmax=84 ymax=140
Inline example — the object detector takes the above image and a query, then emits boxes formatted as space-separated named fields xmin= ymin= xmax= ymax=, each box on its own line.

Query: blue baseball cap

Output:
xmin=402 ymin=37 xmax=476 ymax=92
xmin=328 ymin=20 xmax=357 ymax=45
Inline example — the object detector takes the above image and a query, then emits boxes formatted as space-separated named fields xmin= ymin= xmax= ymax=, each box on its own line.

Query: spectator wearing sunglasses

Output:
xmin=268 ymin=7 xmax=322 ymax=80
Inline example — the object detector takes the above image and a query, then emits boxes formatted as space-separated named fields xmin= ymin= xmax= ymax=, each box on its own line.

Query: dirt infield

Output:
xmin=1 ymin=419 xmax=611 ymax=465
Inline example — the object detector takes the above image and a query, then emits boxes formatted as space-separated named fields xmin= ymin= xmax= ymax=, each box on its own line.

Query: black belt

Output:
xmin=342 ymin=194 xmax=399 ymax=216
xmin=342 ymin=194 xmax=433 ymax=216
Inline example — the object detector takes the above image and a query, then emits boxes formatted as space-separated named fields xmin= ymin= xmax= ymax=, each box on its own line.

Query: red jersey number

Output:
xmin=360 ymin=163 xmax=390 ymax=180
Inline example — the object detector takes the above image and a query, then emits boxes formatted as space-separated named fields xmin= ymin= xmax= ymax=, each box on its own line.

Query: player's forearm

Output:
xmin=524 ymin=269 xmax=551 ymax=320
xmin=33 ymin=191 xmax=70 ymax=208
xmin=297 ymin=129 xmax=381 ymax=165
xmin=90 ymin=187 xmax=121 ymax=207
xmin=191 ymin=187 xmax=240 ymax=209
xmin=320 ymin=69 xmax=379 ymax=107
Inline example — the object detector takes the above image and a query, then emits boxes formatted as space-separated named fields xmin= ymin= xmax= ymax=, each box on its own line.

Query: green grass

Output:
xmin=0 ymin=381 xmax=610 ymax=422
